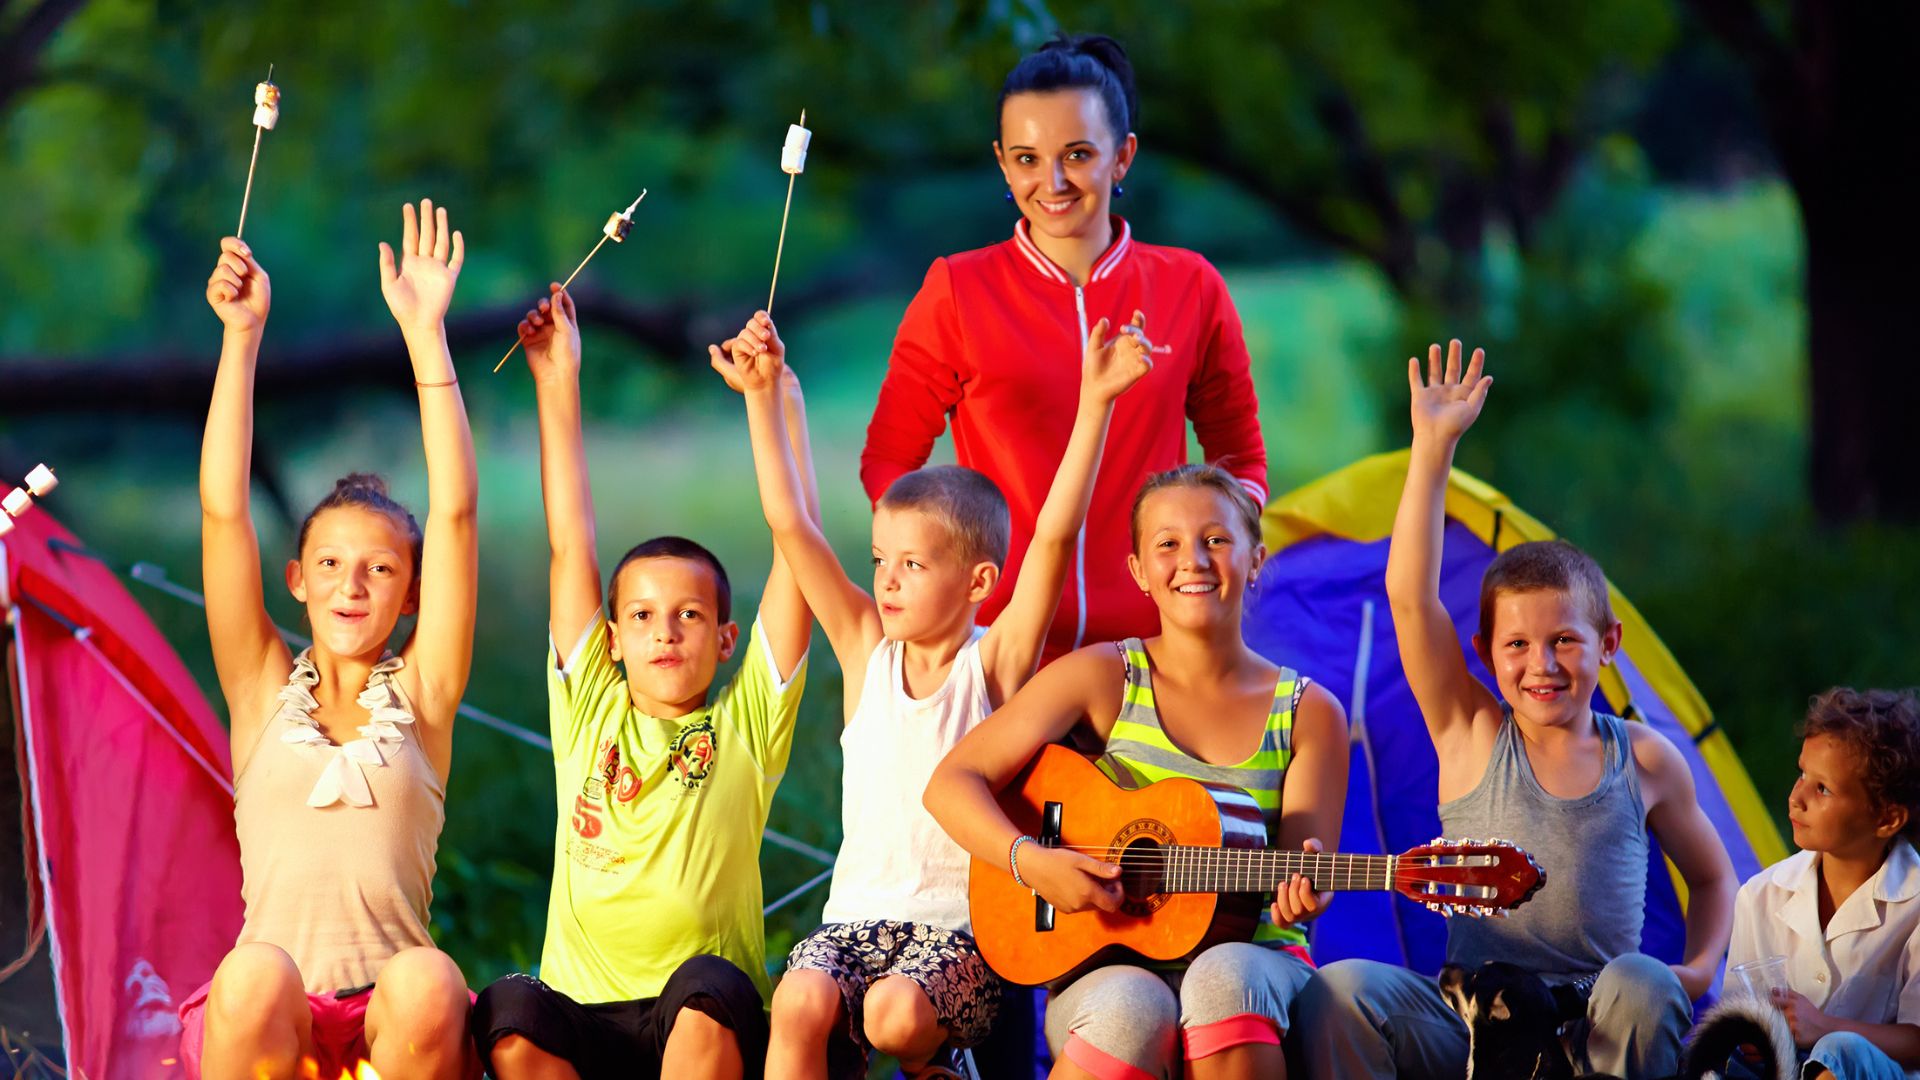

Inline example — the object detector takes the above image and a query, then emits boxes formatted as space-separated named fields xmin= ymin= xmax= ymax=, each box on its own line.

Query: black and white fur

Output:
xmin=1439 ymin=962 xmax=1611 ymax=1080
xmin=1678 ymin=995 xmax=1795 ymax=1080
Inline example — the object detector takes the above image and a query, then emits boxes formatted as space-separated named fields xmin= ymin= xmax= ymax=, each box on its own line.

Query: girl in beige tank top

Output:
xmin=192 ymin=205 xmax=480 ymax=1080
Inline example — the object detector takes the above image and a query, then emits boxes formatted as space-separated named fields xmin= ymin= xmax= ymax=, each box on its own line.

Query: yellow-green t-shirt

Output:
xmin=537 ymin=616 xmax=805 ymax=1004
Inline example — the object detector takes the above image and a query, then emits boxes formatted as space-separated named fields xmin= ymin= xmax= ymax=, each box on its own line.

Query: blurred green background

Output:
xmin=3 ymin=0 xmax=1916 ymax=1054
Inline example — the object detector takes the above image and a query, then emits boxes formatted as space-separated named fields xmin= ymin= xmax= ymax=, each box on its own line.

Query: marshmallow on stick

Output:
xmin=766 ymin=110 xmax=809 ymax=314
xmin=236 ymin=67 xmax=280 ymax=241
xmin=0 ymin=463 xmax=55 ymax=534
xmin=493 ymin=190 xmax=648 ymax=373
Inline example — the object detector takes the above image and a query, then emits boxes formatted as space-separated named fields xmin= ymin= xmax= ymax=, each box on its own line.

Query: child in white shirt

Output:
xmin=1727 ymin=687 xmax=1920 ymax=1079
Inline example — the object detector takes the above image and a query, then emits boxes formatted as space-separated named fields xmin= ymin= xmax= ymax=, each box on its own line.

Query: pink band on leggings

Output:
xmin=1062 ymin=1033 xmax=1159 ymax=1080
xmin=1182 ymin=1012 xmax=1281 ymax=1061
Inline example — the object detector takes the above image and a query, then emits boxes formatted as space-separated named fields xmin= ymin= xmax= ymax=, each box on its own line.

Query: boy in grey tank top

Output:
xmin=1293 ymin=342 xmax=1739 ymax=1080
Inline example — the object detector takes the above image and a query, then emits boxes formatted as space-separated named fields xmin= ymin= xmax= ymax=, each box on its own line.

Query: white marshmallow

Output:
xmin=781 ymin=124 xmax=810 ymax=175
xmin=0 ymin=513 xmax=11 ymax=537
xmin=253 ymin=82 xmax=280 ymax=130
xmin=25 ymin=464 xmax=55 ymax=497
xmin=602 ymin=190 xmax=646 ymax=242
xmin=2 ymin=488 xmax=29 ymax=518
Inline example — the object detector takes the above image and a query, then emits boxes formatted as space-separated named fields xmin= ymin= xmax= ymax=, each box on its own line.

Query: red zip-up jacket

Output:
xmin=861 ymin=218 xmax=1268 ymax=660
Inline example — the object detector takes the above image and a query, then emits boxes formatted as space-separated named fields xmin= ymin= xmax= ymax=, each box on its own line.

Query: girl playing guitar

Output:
xmin=925 ymin=464 xmax=1348 ymax=1080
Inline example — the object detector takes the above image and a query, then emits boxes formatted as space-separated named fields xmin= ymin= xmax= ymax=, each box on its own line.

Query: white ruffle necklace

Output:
xmin=274 ymin=649 xmax=416 ymax=809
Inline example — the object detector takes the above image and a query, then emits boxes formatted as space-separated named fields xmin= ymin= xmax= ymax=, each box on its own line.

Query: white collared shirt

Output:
xmin=1729 ymin=836 xmax=1920 ymax=1037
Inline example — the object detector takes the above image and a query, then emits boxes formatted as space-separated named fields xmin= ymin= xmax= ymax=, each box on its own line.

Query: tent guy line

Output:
xmin=37 ymin=541 xmax=844 ymax=886
xmin=17 ymin=590 xmax=234 ymax=799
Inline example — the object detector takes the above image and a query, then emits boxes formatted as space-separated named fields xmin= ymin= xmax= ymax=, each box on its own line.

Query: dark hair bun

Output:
xmin=1000 ymin=31 xmax=1138 ymax=140
xmin=332 ymin=472 xmax=391 ymax=499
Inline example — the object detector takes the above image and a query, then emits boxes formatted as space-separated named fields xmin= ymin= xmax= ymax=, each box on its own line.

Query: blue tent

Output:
xmin=1243 ymin=451 xmax=1785 ymax=978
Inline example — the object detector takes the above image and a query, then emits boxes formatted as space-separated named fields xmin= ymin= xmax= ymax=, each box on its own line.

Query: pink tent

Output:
xmin=2 ymin=507 xmax=242 ymax=1079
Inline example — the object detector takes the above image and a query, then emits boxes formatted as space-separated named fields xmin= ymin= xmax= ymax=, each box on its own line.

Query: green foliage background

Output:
xmin=4 ymin=5 xmax=1917 ymax=1063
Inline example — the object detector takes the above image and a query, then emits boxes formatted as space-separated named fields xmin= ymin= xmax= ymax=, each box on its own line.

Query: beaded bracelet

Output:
xmin=1009 ymin=834 xmax=1034 ymax=888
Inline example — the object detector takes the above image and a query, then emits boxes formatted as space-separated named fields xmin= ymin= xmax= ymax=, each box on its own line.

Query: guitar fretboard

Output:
xmin=1149 ymin=847 xmax=1395 ymax=893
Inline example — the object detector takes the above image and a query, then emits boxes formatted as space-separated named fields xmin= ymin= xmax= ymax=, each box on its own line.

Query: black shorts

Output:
xmin=470 ymin=954 xmax=769 ymax=1080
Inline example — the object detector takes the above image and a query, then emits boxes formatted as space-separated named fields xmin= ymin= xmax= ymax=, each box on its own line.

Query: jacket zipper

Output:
xmin=1072 ymin=285 xmax=1089 ymax=650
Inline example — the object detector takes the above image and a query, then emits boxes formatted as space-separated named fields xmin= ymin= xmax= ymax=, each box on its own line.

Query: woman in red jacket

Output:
xmin=861 ymin=33 xmax=1268 ymax=662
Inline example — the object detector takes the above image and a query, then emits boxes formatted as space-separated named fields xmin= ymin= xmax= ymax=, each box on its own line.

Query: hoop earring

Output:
xmin=1004 ymin=189 xmax=1014 ymax=204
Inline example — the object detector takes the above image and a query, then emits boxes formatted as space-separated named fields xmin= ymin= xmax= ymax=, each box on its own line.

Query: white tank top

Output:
xmin=820 ymin=628 xmax=990 ymax=933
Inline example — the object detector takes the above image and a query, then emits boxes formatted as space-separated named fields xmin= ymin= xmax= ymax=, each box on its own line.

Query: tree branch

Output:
xmin=0 ymin=0 xmax=87 ymax=112
xmin=0 ymin=269 xmax=884 ymax=416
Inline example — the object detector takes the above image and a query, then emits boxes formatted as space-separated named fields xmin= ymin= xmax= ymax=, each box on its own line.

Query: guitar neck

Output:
xmin=1154 ymin=846 xmax=1395 ymax=894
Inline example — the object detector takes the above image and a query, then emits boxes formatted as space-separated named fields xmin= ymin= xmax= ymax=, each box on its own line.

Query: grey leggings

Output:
xmin=1043 ymin=943 xmax=1314 ymax=1078
xmin=1290 ymin=952 xmax=1691 ymax=1080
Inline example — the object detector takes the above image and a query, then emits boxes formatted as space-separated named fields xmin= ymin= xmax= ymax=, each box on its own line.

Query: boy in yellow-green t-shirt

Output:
xmin=471 ymin=286 xmax=816 ymax=1080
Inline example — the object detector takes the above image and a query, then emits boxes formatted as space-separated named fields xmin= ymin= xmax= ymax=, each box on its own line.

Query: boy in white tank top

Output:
xmin=716 ymin=308 xmax=1152 ymax=1077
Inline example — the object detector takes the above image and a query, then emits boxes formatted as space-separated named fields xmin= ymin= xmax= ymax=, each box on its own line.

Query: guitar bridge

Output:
xmin=1035 ymin=801 xmax=1062 ymax=933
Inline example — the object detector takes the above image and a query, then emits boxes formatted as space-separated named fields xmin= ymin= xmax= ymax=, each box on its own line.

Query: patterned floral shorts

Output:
xmin=785 ymin=919 xmax=1000 ymax=1070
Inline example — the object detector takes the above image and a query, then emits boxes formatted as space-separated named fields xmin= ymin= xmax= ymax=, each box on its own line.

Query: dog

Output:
xmin=1677 ymin=995 xmax=1794 ymax=1080
xmin=1438 ymin=962 xmax=1616 ymax=1080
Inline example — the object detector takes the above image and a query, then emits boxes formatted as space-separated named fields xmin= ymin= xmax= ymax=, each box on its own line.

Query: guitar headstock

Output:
xmin=1392 ymin=837 xmax=1545 ymax=918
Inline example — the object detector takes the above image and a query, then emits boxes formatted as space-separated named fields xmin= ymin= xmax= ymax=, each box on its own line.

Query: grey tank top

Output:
xmin=1441 ymin=708 xmax=1646 ymax=982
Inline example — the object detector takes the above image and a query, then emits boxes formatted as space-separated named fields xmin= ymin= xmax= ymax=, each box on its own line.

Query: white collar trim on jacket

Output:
xmin=1012 ymin=217 xmax=1133 ymax=285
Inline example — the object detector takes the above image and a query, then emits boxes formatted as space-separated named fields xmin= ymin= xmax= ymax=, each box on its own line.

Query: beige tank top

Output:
xmin=233 ymin=650 xmax=443 ymax=993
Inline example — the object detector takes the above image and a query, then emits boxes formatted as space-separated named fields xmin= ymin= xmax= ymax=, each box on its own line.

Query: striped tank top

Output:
xmin=1097 ymin=637 xmax=1308 ymax=951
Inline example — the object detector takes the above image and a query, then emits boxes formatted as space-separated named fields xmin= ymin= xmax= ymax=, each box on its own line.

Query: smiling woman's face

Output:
xmin=995 ymin=88 xmax=1135 ymax=243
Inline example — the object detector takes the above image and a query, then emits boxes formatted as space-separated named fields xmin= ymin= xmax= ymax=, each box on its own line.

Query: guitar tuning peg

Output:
xmin=1430 ymin=836 xmax=1446 ymax=846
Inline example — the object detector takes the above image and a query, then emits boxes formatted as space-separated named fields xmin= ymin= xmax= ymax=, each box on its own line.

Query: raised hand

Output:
xmin=206 ymin=237 xmax=270 ymax=333
xmin=1082 ymin=309 xmax=1154 ymax=404
xmin=707 ymin=310 xmax=786 ymax=394
xmin=1271 ymin=837 xmax=1334 ymax=926
xmin=1407 ymin=339 xmax=1491 ymax=444
xmin=378 ymin=199 xmax=465 ymax=336
xmin=518 ymin=283 xmax=580 ymax=382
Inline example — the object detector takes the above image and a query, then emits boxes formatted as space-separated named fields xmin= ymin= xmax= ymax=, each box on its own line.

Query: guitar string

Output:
xmin=1008 ymin=845 xmax=1508 ymax=894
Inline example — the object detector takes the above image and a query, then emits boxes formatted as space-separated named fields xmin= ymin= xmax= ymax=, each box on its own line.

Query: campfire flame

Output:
xmin=289 ymin=1057 xmax=380 ymax=1080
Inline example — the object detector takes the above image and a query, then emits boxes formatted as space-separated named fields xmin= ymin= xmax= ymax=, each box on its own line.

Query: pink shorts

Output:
xmin=177 ymin=980 xmax=479 ymax=1079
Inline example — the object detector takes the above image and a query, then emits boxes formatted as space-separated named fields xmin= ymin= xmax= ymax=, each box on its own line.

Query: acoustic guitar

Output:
xmin=970 ymin=745 xmax=1546 ymax=986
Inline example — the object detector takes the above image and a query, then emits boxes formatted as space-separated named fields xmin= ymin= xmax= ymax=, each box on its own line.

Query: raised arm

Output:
xmin=711 ymin=313 xmax=875 ymax=690
xmin=924 ymin=646 xmax=1125 ymax=915
xmin=1635 ymin=724 xmax=1736 ymax=1000
xmin=859 ymin=259 xmax=965 ymax=504
xmin=518 ymin=285 xmax=604 ymax=659
xmin=201 ymin=238 xmax=295 ymax=766
xmin=980 ymin=311 xmax=1151 ymax=703
xmin=1385 ymin=340 xmax=1502 ymax=760
xmin=381 ymin=201 xmax=478 ymax=734
xmin=1187 ymin=266 xmax=1268 ymax=504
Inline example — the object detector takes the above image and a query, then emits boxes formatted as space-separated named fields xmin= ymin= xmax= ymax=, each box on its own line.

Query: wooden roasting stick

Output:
xmin=493 ymin=190 xmax=648 ymax=373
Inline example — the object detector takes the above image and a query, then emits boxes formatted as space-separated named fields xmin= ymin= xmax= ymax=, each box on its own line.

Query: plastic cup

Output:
xmin=1728 ymin=954 xmax=1789 ymax=1001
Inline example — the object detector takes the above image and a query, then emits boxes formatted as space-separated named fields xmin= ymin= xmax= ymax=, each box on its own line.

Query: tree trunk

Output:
xmin=1693 ymin=0 xmax=1920 ymax=521
xmin=1795 ymin=5 xmax=1920 ymax=521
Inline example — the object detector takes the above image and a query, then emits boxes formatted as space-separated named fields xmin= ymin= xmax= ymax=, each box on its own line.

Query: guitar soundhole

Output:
xmin=1112 ymin=819 xmax=1176 ymax=917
